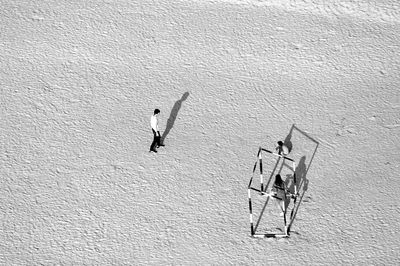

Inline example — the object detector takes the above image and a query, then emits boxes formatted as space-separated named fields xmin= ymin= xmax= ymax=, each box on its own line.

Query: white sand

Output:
xmin=1 ymin=0 xmax=399 ymax=264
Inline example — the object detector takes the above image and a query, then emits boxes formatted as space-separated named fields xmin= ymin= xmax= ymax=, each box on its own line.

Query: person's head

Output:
xmin=181 ymin=92 xmax=190 ymax=101
xmin=277 ymin=141 xmax=283 ymax=147
xmin=274 ymin=174 xmax=283 ymax=187
xmin=154 ymin=109 xmax=160 ymax=115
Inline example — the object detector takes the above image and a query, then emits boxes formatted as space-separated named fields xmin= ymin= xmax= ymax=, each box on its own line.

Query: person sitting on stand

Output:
xmin=275 ymin=141 xmax=289 ymax=156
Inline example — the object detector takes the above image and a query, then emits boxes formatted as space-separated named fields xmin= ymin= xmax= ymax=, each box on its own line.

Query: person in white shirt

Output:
xmin=260 ymin=174 xmax=287 ymax=217
xmin=150 ymin=109 xmax=164 ymax=153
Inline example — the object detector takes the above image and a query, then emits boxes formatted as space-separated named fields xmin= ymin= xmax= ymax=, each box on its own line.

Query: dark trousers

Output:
xmin=150 ymin=129 xmax=161 ymax=150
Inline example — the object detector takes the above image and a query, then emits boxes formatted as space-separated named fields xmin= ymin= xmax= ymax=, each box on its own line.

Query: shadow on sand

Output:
xmin=161 ymin=92 xmax=189 ymax=144
xmin=286 ymin=125 xmax=319 ymax=234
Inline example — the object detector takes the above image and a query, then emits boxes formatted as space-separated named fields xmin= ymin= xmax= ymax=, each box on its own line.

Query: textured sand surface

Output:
xmin=1 ymin=0 xmax=400 ymax=264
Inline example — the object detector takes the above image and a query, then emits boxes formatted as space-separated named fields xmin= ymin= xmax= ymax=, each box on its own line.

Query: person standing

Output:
xmin=150 ymin=109 xmax=164 ymax=153
xmin=271 ymin=174 xmax=287 ymax=216
xmin=260 ymin=174 xmax=287 ymax=217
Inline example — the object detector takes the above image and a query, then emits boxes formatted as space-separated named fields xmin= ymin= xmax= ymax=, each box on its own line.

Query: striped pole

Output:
xmin=292 ymin=161 xmax=297 ymax=195
xmin=248 ymin=188 xmax=254 ymax=236
xmin=282 ymin=193 xmax=288 ymax=236
xmin=289 ymin=161 xmax=298 ymax=232
xmin=259 ymin=148 xmax=263 ymax=191
xmin=252 ymin=159 xmax=258 ymax=174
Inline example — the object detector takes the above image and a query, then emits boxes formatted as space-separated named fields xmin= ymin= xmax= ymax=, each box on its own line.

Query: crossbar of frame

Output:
xmin=253 ymin=233 xmax=289 ymax=238
xmin=261 ymin=148 xmax=294 ymax=162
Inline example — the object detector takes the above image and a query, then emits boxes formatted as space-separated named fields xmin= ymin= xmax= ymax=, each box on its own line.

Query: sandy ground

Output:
xmin=1 ymin=0 xmax=400 ymax=264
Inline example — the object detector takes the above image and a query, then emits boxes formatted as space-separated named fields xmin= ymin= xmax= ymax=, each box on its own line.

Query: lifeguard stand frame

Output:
xmin=247 ymin=147 xmax=298 ymax=238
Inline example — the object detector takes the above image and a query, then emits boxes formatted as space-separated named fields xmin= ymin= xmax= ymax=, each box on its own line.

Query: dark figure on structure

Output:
xmin=271 ymin=174 xmax=287 ymax=216
xmin=276 ymin=141 xmax=289 ymax=156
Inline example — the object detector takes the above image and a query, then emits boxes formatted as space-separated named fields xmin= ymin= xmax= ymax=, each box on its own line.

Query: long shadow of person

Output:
xmin=161 ymin=92 xmax=190 ymax=144
xmin=284 ymin=131 xmax=293 ymax=153
xmin=287 ymin=156 xmax=308 ymax=233
xmin=295 ymin=156 xmax=308 ymax=193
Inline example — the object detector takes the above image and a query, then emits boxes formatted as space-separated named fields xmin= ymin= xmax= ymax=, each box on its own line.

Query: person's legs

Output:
xmin=277 ymin=146 xmax=283 ymax=155
xmin=150 ymin=129 xmax=158 ymax=152
xmin=275 ymin=199 xmax=285 ymax=216
xmin=156 ymin=131 xmax=161 ymax=147
xmin=156 ymin=131 xmax=164 ymax=147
